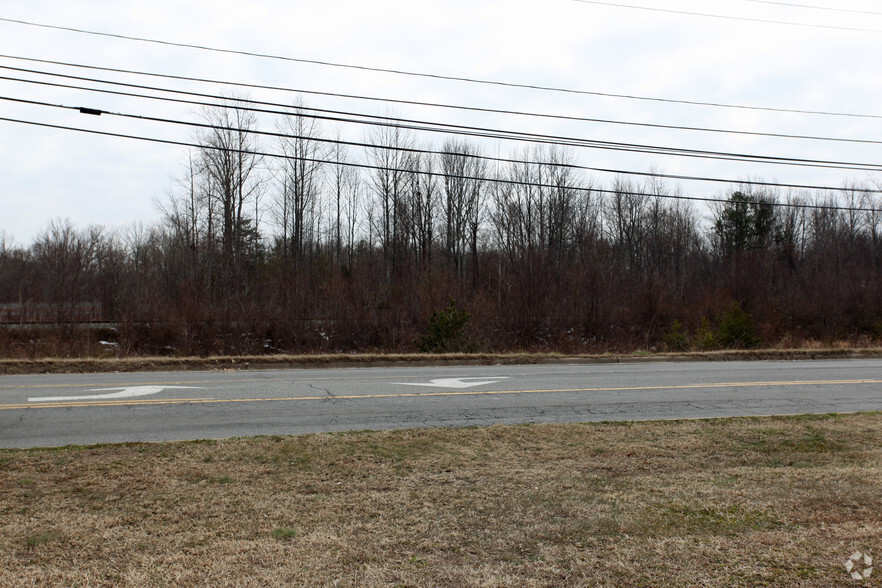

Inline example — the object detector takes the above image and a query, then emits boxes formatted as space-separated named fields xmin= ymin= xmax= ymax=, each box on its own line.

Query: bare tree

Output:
xmin=491 ymin=153 xmax=540 ymax=265
xmin=543 ymin=147 xmax=582 ymax=267
xmin=405 ymin=149 xmax=438 ymax=269
xmin=440 ymin=139 xmax=485 ymax=278
xmin=31 ymin=219 xmax=104 ymax=323
xmin=197 ymin=97 xmax=264 ymax=277
xmin=156 ymin=151 xmax=203 ymax=263
xmin=492 ymin=146 xmax=582 ymax=265
xmin=605 ymin=176 xmax=650 ymax=270
xmin=276 ymin=103 xmax=327 ymax=268
xmin=328 ymin=139 xmax=361 ymax=267
xmin=367 ymin=123 xmax=414 ymax=278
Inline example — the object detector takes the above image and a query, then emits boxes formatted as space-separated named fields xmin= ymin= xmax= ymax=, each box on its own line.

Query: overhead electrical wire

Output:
xmin=0 ymin=14 xmax=877 ymax=234
xmin=4 ymin=93 xmax=879 ymax=195
xmin=1 ymin=18 xmax=880 ymax=119
xmin=2 ymin=19 xmax=879 ymax=199
xmin=2 ymin=114 xmax=877 ymax=214
xmin=742 ymin=0 xmax=882 ymax=16
xmin=5 ymin=55 xmax=882 ymax=143
xmin=568 ymin=0 xmax=882 ymax=32
xmin=3 ymin=71 xmax=881 ymax=174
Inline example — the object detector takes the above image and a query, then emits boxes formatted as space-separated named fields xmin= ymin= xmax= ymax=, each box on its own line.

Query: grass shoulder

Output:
xmin=1 ymin=414 xmax=880 ymax=586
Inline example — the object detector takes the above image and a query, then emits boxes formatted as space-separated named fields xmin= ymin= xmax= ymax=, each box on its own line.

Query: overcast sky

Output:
xmin=2 ymin=0 xmax=881 ymax=245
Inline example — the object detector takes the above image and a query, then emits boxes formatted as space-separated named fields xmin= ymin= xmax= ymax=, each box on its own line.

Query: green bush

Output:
xmin=662 ymin=320 xmax=691 ymax=352
xmin=416 ymin=299 xmax=475 ymax=353
xmin=693 ymin=317 xmax=719 ymax=350
xmin=716 ymin=302 xmax=760 ymax=349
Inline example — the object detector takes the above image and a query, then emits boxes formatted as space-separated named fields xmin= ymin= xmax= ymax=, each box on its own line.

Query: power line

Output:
xmin=5 ymin=93 xmax=879 ymax=195
xmin=1 ymin=18 xmax=881 ymax=119
xmin=568 ymin=0 xmax=882 ymax=32
xmin=2 ymin=114 xmax=877 ymax=213
xmin=743 ymin=0 xmax=882 ymax=15
xmin=4 ymin=69 xmax=882 ymax=174
xmin=5 ymin=55 xmax=882 ymax=143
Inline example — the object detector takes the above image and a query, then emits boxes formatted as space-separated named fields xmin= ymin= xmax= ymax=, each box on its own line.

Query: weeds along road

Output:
xmin=1 ymin=359 xmax=882 ymax=448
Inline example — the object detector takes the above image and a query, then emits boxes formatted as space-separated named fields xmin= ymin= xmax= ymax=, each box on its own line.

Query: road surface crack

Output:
xmin=308 ymin=383 xmax=335 ymax=401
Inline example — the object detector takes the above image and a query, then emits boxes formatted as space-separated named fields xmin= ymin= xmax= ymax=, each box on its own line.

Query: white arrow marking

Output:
xmin=28 ymin=386 xmax=201 ymax=403
xmin=398 ymin=377 xmax=509 ymax=389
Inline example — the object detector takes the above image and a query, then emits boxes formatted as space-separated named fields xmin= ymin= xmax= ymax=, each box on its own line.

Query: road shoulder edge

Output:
xmin=3 ymin=348 xmax=882 ymax=375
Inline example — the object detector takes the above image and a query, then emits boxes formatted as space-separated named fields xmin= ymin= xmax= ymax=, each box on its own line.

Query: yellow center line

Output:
xmin=0 ymin=379 xmax=878 ymax=410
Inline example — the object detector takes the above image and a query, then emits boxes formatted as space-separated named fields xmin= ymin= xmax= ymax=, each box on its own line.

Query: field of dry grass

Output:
xmin=1 ymin=413 xmax=880 ymax=586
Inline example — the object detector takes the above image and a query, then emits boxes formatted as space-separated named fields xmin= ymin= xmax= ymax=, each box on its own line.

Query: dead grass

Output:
xmin=3 ymin=347 xmax=882 ymax=375
xmin=1 ymin=414 xmax=881 ymax=586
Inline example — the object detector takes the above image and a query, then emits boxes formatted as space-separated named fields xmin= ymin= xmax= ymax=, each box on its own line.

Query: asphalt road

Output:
xmin=1 ymin=359 xmax=881 ymax=448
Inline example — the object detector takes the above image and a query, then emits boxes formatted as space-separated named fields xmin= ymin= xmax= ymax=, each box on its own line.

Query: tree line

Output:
xmin=2 ymin=100 xmax=881 ymax=357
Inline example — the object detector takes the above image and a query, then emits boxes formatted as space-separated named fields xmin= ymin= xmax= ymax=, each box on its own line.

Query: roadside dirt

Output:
xmin=3 ymin=348 xmax=882 ymax=375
